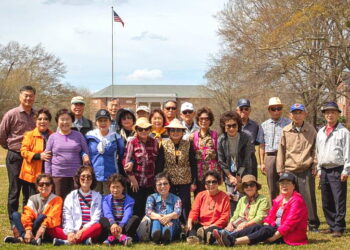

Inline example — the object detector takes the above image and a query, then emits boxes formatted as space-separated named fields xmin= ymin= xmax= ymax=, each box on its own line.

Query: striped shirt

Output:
xmin=79 ymin=191 xmax=92 ymax=226
xmin=112 ymin=197 xmax=125 ymax=223
xmin=257 ymin=117 xmax=291 ymax=152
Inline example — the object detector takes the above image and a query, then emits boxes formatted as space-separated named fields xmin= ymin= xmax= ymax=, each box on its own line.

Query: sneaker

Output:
xmin=84 ymin=237 xmax=92 ymax=245
xmin=30 ymin=238 xmax=42 ymax=245
xmin=123 ymin=237 xmax=132 ymax=246
xmin=162 ymin=228 xmax=171 ymax=245
xmin=196 ymin=227 xmax=205 ymax=242
xmin=151 ymin=230 xmax=161 ymax=244
xmin=212 ymin=229 xmax=224 ymax=246
xmin=206 ymin=231 xmax=215 ymax=245
xmin=221 ymin=230 xmax=234 ymax=247
xmin=53 ymin=238 xmax=67 ymax=246
xmin=4 ymin=236 xmax=22 ymax=244
xmin=186 ymin=235 xmax=200 ymax=244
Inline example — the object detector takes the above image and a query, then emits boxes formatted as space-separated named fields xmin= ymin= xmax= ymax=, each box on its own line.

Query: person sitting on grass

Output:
xmin=100 ymin=173 xmax=140 ymax=246
xmin=4 ymin=174 xmax=63 ymax=245
xmin=51 ymin=166 xmax=103 ymax=246
xmin=213 ymin=172 xmax=308 ymax=247
xmin=145 ymin=172 xmax=182 ymax=245
xmin=186 ymin=170 xmax=231 ymax=244
xmin=212 ymin=175 xmax=269 ymax=245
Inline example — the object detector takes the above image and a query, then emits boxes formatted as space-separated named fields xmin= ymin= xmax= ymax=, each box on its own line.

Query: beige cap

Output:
xmin=71 ymin=96 xmax=85 ymax=105
xmin=134 ymin=117 xmax=152 ymax=129
xmin=267 ymin=97 xmax=283 ymax=107
xmin=165 ymin=118 xmax=186 ymax=129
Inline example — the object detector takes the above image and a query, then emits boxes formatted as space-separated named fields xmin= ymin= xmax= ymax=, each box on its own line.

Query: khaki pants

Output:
xmin=265 ymin=155 xmax=279 ymax=200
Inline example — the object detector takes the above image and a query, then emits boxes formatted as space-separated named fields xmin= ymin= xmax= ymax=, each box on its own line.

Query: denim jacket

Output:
xmin=145 ymin=193 xmax=182 ymax=222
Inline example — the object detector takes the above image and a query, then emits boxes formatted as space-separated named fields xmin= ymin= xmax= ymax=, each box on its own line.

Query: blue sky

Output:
xmin=0 ymin=0 xmax=226 ymax=92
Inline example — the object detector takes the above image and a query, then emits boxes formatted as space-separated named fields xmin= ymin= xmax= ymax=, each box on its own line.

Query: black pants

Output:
xmin=99 ymin=216 xmax=141 ymax=241
xmin=320 ymin=166 xmax=347 ymax=232
xmin=251 ymin=153 xmax=258 ymax=179
xmin=194 ymin=180 xmax=205 ymax=197
xmin=188 ymin=223 xmax=220 ymax=242
xmin=170 ymin=184 xmax=191 ymax=224
xmin=6 ymin=150 xmax=26 ymax=226
xmin=128 ymin=186 xmax=154 ymax=219
xmin=229 ymin=224 xmax=282 ymax=245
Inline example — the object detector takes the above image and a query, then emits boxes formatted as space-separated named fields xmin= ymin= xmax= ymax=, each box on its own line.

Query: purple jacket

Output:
xmin=102 ymin=194 xmax=135 ymax=227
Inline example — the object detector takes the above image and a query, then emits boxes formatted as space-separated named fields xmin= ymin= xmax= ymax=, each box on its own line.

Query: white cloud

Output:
xmin=127 ymin=69 xmax=163 ymax=81
xmin=131 ymin=31 xmax=168 ymax=41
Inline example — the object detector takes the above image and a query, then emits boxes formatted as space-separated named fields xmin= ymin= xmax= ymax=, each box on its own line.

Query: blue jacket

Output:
xmin=102 ymin=194 xmax=135 ymax=227
xmin=86 ymin=129 xmax=124 ymax=182
xmin=145 ymin=193 xmax=182 ymax=223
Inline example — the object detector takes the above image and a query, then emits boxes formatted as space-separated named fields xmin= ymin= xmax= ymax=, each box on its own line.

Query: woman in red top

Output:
xmin=214 ymin=172 xmax=308 ymax=247
xmin=187 ymin=170 xmax=230 ymax=244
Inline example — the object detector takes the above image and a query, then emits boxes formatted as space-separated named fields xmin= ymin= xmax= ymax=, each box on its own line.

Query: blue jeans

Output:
xmin=12 ymin=212 xmax=46 ymax=238
xmin=151 ymin=219 xmax=179 ymax=242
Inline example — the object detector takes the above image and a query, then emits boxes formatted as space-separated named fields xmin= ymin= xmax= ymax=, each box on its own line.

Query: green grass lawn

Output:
xmin=0 ymin=159 xmax=349 ymax=249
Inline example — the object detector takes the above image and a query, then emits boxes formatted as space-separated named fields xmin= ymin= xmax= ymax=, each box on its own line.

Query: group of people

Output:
xmin=0 ymin=85 xmax=348 ymax=246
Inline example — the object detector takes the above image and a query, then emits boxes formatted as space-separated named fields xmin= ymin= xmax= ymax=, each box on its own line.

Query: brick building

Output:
xmin=90 ymin=84 xmax=211 ymax=120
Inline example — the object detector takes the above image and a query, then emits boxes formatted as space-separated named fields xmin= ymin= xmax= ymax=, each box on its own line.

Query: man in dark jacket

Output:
xmin=70 ymin=96 xmax=93 ymax=135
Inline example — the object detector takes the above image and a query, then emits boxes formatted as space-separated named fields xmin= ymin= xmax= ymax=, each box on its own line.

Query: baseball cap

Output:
xmin=279 ymin=172 xmax=296 ymax=184
xmin=290 ymin=103 xmax=305 ymax=112
xmin=237 ymin=98 xmax=251 ymax=107
xmin=136 ymin=106 xmax=150 ymax=114
xmin=71 ymin=96 xmax=85 ymax=105
xmin=95 ymin=109 xmax=111 ymax=120
xmin=181 ymin=102 xmax=194 ymax=113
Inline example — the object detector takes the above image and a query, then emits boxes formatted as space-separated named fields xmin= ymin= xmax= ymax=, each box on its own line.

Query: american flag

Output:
xmin=113 ymin=11 xmax=124 ymax=27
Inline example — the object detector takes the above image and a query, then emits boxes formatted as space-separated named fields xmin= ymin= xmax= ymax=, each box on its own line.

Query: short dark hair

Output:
xmin=219 ymin=111 xmax=242 ymax=133
xmin=117 ymin=109 xmax=136 ymax=129
xmin=163 ymin=100 xmax=177 ymax=107
xmin=34 ymin=108 xmax=52 ymax=122
xmin=55 ymin=108 xmax=75 ymax=123
xmin=149 ymin=109 xmax=166 ymax=127
xmin=155 ymin=172 xmax=172 ymax=186
xmin=196 ymin=107 xmax=214 ymax=126
xmin=20 ymin=85 xmax=36 ymax=95
xmin=74 ymin=166 xmax=97 ymax=190
xmin=203 ymin=170 xmax=222 ymax=185
xmin=107 ymin=173 xmax=127 ymax=189
xmin=35 ymin=173 xmax=54 ymax=189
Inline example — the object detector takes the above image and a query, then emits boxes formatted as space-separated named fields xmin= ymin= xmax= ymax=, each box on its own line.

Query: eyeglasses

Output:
xmin=226 ymin=123 xmax=238 ymax=129
xmin=136 ymin=127 xmax=151 ymax=132
xmin=243 ymin=182 xmax=256 ymax=189
xmin=205 ymin=180 xmax=218 ymax=185
xmin=156 ymin=182 xmax=169 ymax=187
xmin=165 ymin=107 xmax=177 ymax=111
xmin=199 ymin=117 xmax=210 ymax=122
xmin=269 ymin=107 xmax=283 ymax=112
xmin=37 ymin=117 xmax=49 ymax=121
xmin=38 ymin=182 xmax=51 ymax=187
xmin=240 ymin=107 xmax=250 ymax=112
xmin=80 ymin=174 xmax=92 ymax=180
xmin=182 ymin=110 xmax=193 ymax=115
xmin=169 ymin=128 xmax=183 ymax=133
xmin=122 ymin=115 xmax=133 ymax=120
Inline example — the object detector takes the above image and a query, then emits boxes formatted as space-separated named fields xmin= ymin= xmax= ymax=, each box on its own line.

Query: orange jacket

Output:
xmin=21 ymin=193 xmax=63 ymax=230
xmin=20 ymin=128 xmax=53 ymax=183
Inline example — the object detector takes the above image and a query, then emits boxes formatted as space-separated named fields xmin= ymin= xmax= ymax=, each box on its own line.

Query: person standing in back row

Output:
xmin=257 ymin=97 xmax=290 ymax=200
xmin=70 ymin=96 xmax=93 ymax=136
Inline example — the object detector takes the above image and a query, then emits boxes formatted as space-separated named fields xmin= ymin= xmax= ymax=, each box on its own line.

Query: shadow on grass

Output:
xmin=308 ymin=239 xmax=331 ymax=244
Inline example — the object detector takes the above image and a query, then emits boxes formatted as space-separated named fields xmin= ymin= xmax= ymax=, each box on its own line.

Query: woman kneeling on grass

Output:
xmin=100 ymin=174 xmax=140 ymax=246
xmin=213 ymin=172 xmax=308 ymax=247
xmin=4 ymin=174 xmax=62 ymax=245
xmin=52 ymin=166 xmax=102 ymax=246
xmin=186 ymin=170 xmax=231 ymax=244
xmin=145 ymin=172 xmax=182 ymax=245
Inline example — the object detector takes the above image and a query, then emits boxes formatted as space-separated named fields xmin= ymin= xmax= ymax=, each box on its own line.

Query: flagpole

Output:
xmin=111 ymin=6 xmax=114 ymax=98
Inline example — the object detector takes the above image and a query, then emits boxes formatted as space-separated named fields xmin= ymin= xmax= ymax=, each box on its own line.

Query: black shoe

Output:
xmin=222 ymin=230 xmax=235 ymax=247
xmin=162 ymin=229 xmax=171 ymax=245
xmin=151 ymin=230 xmax=161 ymax=244
xmin=4 ymin=236 xmax=22 ymax=244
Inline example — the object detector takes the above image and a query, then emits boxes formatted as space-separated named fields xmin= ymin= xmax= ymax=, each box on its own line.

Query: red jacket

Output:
xmin=263 ymin=191 xmax=308 ymax=246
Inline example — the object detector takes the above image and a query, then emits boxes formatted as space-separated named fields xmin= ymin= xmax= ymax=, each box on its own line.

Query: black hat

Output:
xmin=278 ymin=172 xmax=296 ymax=184
xmin=95 ymin=109 xmax=111 ymax=120
xmin=237 ymin=98 xmax=251 ymax=107
xmin=321 ymin=101 xmax=341 ymax=113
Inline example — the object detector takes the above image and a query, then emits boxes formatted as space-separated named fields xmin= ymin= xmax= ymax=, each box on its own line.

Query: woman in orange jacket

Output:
xmin=4 ymin=174 xmax=63 ymax=245
xmin=20 ymin=108 xmax=53 ymax=204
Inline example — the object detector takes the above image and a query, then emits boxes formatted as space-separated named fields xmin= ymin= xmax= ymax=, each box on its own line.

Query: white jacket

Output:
xmin=63 ymin=189 xmax=102 ymax=235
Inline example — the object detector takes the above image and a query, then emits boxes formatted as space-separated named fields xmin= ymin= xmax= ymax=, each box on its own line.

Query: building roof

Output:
xmin=92 ymin=84 xmax=206 ymax=98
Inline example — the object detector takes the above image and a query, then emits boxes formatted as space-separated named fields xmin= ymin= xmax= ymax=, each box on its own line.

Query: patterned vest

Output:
xmin=163 ymin=139 xmax=192 ymax=185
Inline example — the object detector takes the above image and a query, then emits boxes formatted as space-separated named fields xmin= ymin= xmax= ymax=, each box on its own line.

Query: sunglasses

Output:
xmin=136 ymin=127 xmax=151 ymax=132
xmin=239 ymin=107 xmax=250 ymax=112
xmin=205 ymin=180 xmax=218 ymax=185
xmin=156 ymin=182 xmax=169 ymax=187
xmin=226 ymin=123 xmax=238 ymax=129
xmin=199 ymin=117 xmax=210 ymax=122
xmin=38 ymin=182 xmax=51 ymax=187
xmin=80 ymin=174 xmax=92 ymax=180
xmin=169 ymin=128 xmax=183 ymax=133
xmin=165 ymin=107 xmax=177 ymax=111
xmin=243 ymin=182 xmax=256 ymax=188
xmin=269 ymin=107 xmax=283 ymax=112
xmin=182 ymin=110 xmax=193 ymax=115
xmin=122 ymin=115 xmax=133 ymax=120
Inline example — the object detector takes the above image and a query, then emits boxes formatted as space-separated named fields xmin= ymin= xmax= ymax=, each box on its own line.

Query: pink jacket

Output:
xmin=263 ymin=191 xmax=308 ymax=246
